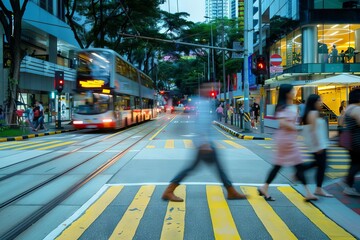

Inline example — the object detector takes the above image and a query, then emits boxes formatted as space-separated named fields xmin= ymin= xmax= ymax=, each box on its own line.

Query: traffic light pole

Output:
xmin=243 ymin=0 xmax=250 ymax=131
xmin=56 ymin=92 xmax=62 ymax=129
xmin=258 ymin=0 xmax=265 ymax=134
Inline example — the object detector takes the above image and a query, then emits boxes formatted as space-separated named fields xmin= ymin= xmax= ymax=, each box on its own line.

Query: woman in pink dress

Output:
xmin=258 ymin=84 xmax=318 ymax=201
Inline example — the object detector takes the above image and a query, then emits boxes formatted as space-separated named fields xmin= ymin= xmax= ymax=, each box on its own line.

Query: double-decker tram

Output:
xmin=72 ymin=48 xmax=156 ymax=129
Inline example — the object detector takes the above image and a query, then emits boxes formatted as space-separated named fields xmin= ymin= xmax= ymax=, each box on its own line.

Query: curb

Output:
xmin=0 ymin=129 xmax=77 ymax=142
xmin=214 ymin=121 xmax=272 ymax=140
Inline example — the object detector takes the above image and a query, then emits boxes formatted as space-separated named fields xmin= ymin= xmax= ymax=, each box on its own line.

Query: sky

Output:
xmin=160 ymin=0 xmax=206 ymax=23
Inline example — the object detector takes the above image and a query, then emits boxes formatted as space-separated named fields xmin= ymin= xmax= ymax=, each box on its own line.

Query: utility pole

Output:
xmin=222 ymin=0 xmax=226 ymax=104
xmin=243 ymin=0 xmax=250 ymax=131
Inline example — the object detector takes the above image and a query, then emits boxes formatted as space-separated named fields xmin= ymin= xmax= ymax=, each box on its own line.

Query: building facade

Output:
xmin=1 ymin=0 xmax=79 ymax=121
xmin=257 ymin=0 xmax=360 ymax=119
xmin=206 ymin=0 xmax=230 ymax=19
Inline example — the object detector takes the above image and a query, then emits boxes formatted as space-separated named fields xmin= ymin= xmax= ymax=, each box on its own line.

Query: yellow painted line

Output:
xmin=213 ymin=125 xmax=234 ymax=139
xmin=149 ymin=116 xmax=176 ymax=140
xmin=328 ymin=154 xmax=349 ymax=157
xmin=109 ymin=185 xmax=155 ymax=240
xmin=206 ymin=185 xmax=241 ymax=240
xmin=146 ymin=145 xmax=155 ymax=148
xmin=327 ymin=159 xmax=349 ymax=163
xmin=278 ymin=186 xmax=355 ymax=239
xmin=56 ymin=185 xmax=123 ymax=240
xmin=223 ymin=140 xmax=245 ymax=149
xmin=329 ymin=165 xmax=349 ymax=170
xmin=183 ymin=139 xmax=194 ymax=148
xmin=0 ymin=141 xmax=42 ymax=149
xmin=160 ymin=185 xmax=186 ymax=240
xmin=16 ymin=141 xmax=62 ymax=150
xmin=165 ymin=140 xmax=175 ymax=148
xmin=241 ymin=186 xmax=296 ymax=240
xmin=243 ymin=136 xmax=254 ymax=140
xmin=37 ymin=141 xmax=76 ymax=150
xmin=215 ymin=142 xmax=226 ymax=149
xmin=326 ymin=172 xmax=347 ymax=178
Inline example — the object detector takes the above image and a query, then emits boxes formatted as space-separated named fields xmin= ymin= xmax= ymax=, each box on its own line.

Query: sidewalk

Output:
xmin=0 ymin=121 xmax=76 ymax=142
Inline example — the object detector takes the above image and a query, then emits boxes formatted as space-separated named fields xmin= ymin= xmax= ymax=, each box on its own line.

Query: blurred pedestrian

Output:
xmin=162 ymin=83 xmax=247 ymax=202
xmin=215 ymin=103 xmax=224 ymax=122
xmin=228 ymin=104 xmax=234 ymax=125
xmin=338 ymin=100 xmax=346 ymax=133
xmin=34 ymin=101 xmax=48 ymax=131
xmin=258 ymin=84 xmax=317 ymax=201
xmin=343 ymin=88 xmax=360 ymax=196
xmin=302 ymin=94 xmax=333 ymax=197
xmin=298 ymin=99 xmax=306 ymax=124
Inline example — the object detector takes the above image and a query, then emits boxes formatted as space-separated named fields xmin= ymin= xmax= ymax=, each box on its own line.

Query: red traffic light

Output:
xmin=256 ymin=56 xmax=267 ymax=75
xmin=210 ymin=90 xmax=217 ymax=98
xmin=55 ymin=71 xmax=64 ymax=93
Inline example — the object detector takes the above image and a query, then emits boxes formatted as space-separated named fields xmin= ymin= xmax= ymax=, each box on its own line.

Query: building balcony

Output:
xmin=20 ymin=56 xmax=76 ymax=81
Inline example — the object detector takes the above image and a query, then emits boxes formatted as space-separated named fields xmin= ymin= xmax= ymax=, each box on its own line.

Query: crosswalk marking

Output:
xmin=241 ymin=186 xmax=297 ymax=239
xmin=278 ymin=186 xmax=355 ymax=239
xmin=161 ymin=185 xmax=186 ymax=240
xmin=165 ymin=140 xmax=175 ymax=148
xmin=47 ymin=184 xmax=356 ymax=239
xmin=183 ymin=139 xmax=194 ymax=148
xmin=56 ymin=185 xmax=123 ymax=240
xmin=223 ymin=140 xmax=245 ymax=149
xmin=37 ymin=141 xmax=76 ymax=150
xmin=109 ymin=185 xmax=155 ymax=240
xmin=207 ymin=185 xmax=241 ymax=240
xmin=329 ymin=165 xmax=349 ymax=170
xmin=16 ymin=141 xmax=62 ymax=150
xmin=0 ymin=141 xmax=44 ymax=150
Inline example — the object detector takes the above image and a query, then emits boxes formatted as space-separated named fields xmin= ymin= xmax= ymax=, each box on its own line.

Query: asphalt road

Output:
xmin=0 ymin=112 xmax=358 ymax=239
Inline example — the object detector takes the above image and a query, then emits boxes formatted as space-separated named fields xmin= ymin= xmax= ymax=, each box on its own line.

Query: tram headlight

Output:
xmin=73 ymin=120 xmax=83 ymax=124
xmin=102 ymin=119 xmax=113 ymax=123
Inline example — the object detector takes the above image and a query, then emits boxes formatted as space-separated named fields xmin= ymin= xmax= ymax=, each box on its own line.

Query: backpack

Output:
xmin=34 ymin=109 xmax=40 ymax=118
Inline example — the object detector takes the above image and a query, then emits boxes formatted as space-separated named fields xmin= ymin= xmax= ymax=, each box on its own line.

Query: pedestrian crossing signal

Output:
xmin=256 ymin=55 xmax=267 ymax=76
xmin=55 ymin=71 xmax=64 ymax=93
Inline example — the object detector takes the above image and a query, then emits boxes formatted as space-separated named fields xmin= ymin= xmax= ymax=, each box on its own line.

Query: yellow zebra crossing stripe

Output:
xmin=241 ymin=186 xmax=297 ymax=240
xmin=37 ymin=141 xmax=76 ymax=150
xmin=160 ymin=185 xmax=186 ymax=240
xmin=16 ymin=141 xmax=62 ymax=150
xmin=207 ymin=185 xmax=241 ymax=240
xmin=165 ymin=140 xmax=175 ymax=148
xmin=109 ymin=185 xmax=155 ymax=239
xmin=0 ymin=141 xmax=44 ymax=149
xmin=278 ymin=186 xmax=355 ymax=239
xmin=183 ymin=139 xmax=195 ymax=148
xmin=223 ymin=140 xmax=245 ymax=149
xmin=56 ymin=185 xmax=123 ymax=240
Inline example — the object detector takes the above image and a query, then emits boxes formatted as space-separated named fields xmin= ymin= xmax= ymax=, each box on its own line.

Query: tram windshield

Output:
xmin=73 ymin=92 xmax=112 ymax=115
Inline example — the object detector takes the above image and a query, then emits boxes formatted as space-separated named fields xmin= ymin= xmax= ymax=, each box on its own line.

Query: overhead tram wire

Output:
xmin=118 ymin=33 xmax=243 ymax=53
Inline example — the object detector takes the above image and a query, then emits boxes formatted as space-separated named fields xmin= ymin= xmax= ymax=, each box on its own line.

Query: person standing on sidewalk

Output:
xmin=215 ymin=103 xmax=224 ymax=122
xmin=162 ymin=83 xmax=247 ymax=202
xmin=301 ymin=94 xmax=333 ymax=197
xmin=343 ymin=88 xmax=360 ymax=196
xmin=258 ymin=84 xmax=318 ymax=201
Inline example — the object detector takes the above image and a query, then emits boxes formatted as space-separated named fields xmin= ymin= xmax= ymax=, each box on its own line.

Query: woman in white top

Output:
xmin=302 ymin=94 xmax=333 ymax=197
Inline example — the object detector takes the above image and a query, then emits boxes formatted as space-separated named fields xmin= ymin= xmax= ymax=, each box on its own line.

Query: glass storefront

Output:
xmin=270 ymin=24 xmax=360 ymax=68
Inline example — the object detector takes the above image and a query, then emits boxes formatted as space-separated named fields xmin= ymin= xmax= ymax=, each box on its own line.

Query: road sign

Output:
xmin=270 ymin=54 xmax=282 ymax=66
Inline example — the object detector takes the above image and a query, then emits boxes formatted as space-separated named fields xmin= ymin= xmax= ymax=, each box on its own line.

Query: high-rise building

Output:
xmin=205 ymin=0 xmax=230 ymax=19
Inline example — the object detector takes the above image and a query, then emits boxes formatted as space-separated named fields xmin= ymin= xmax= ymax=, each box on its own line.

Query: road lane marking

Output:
xmin=0 ymin=141 xmax=44 ymax=149
xmin=183 ymin=139 xmax=195 ymax=148
xmin=56 ymin=185 xmax=123 ymax=240
xmin=16 ymin=141 xmax=62 ymax=150
xmin=37 ymin=141 xmax=76 ymax=150
xmin=329 ymin=165 xmax=349 ymax=170
xmin=160 ymin=185 xmax=186 ymax=240
xmin=206 ymin=185 xmax=241 ymax=240
xmin=241 ymin=186 xmax=296 ymax=239
xmin=165 ymin=140 xmax=175 ymax=148
xmin=109 ymin=185 xmax=155 ymax=240
xmin=223 ymin=140 xmax=245 ymax=149
xmin=149 ymin=116 xmax=176 ymax=140
xmin=278 ymin=186 xmax=355 ymax=239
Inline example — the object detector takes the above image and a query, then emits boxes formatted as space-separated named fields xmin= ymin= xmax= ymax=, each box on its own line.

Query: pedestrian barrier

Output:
xmin=243 ymin=112 xmax=251 ymax=122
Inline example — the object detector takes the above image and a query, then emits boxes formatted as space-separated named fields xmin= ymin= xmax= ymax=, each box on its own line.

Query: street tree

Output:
xmin=0 ymin=0 xmax=28 ymax=124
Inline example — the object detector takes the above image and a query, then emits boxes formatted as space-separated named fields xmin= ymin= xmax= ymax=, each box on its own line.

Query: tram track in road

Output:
xmin=0 ymin=116 xmax=174 ymax=240
xmin=0 ymin=120 xmax=156 ymax=179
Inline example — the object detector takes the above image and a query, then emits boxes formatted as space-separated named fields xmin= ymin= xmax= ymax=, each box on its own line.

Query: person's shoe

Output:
xmin=343 ymin=187 xmax=360 ymax=197
xmin=162 ymin=183 xmax=183 ymax=202
xmin=314 ymin=189 xmax=333 ymax=198
xmin=226 ymin=186 xmax=247 ymax=200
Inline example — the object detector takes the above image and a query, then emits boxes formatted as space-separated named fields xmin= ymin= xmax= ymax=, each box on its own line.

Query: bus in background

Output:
xmin=72 ymin=48 xmax=156 ymax=129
